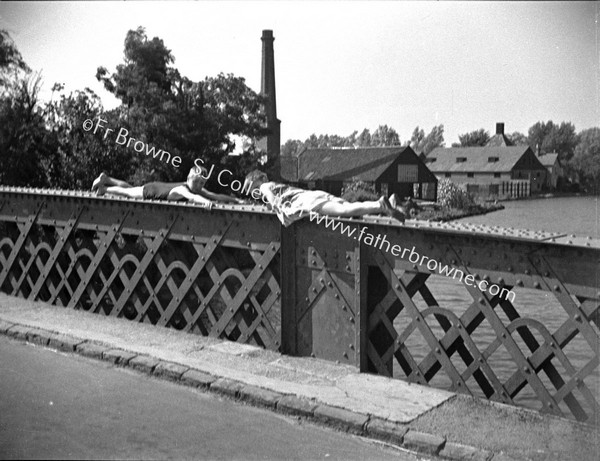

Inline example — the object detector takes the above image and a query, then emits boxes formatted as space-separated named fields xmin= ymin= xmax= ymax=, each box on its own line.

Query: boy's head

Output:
xmin=243 ymin=170 xmax=269 ymax=193
xmin=187 ymin=166 xmax=208 ymax=193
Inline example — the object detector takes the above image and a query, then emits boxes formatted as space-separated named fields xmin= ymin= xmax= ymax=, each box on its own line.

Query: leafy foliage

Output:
xmin=437 ymin=179 xmax=475 ymax=210
xmin=568 ymin=127 xmax=600 ymax=193
xmin=410 ymin=124 xmax=445 ymax=154
xmin=453 ymin=128 xmax=490 ymax=147
xmin=341 ymin=179 xmax=379 ymax=202
xmin=528 ymin=121 xmax=578 ymax=160
xmin=0 ymin=27 xmax=269 ymax=190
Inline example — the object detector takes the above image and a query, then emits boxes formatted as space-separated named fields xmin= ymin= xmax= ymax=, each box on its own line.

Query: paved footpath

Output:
xmin=0 ymin=336 xmax=419 ymax=460
xmin=0 ymin=293 xmax=597 ymax=461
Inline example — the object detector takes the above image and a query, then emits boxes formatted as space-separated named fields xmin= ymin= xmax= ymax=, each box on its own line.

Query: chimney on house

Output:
xmin=496 ymin=123 xmax=505 ymax=135
xmin=260 ymin=30 xmax=281 ymax=172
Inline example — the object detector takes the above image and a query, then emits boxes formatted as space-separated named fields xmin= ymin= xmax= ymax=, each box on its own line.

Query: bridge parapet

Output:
xmin=0 ymin=187 xmax=598 ymax=424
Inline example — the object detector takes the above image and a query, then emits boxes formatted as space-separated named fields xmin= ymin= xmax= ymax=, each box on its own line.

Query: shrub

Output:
xmin=437 ymin=179 xmax=475 ymax=209
xmin=341 ymin=179 xmax=379 ymax=202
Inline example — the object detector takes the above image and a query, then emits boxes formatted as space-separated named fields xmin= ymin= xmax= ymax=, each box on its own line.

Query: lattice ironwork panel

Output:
xmin=364 ymin=245 xmax=600 ymax=424
xmin=0 ymin=193 xmax=283 ymax=350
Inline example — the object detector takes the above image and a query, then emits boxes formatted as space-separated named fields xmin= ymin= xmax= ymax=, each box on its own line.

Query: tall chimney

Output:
xmin=260 ymin=30 xmax=281 ymax=170
xmin=496 ymin=123 xmax=505 ymax=135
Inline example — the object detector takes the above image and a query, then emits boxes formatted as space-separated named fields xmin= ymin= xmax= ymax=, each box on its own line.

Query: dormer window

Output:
xmin=456 ymin=157 xmax=467 ymax=163
xmin=488 ymin=156 xmax=499 ymax=162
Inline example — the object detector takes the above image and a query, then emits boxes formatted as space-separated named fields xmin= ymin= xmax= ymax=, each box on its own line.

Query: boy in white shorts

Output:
xmin=243 ymin=170 xmax=406 ymax=227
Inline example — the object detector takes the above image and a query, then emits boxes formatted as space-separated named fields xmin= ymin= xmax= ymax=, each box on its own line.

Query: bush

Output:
xmin=437 ymin=179 xmax=475 ymax=209
xmin=341 ymin=179 xmax=379 ymax=202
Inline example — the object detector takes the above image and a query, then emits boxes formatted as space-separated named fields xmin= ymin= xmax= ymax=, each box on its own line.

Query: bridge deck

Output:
xmin=1 ymin=186 xmax=598 ymax=424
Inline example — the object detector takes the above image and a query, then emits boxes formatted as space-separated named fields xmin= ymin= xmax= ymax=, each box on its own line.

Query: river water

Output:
xmin=396 ymin=196 xmax=599 ymax=421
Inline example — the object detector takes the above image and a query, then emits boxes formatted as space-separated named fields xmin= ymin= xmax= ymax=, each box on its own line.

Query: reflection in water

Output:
xmin=392 ymin=197 xmax=599 ymax=420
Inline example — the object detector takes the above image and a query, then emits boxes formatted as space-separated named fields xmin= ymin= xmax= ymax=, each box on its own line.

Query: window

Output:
xmin=494 ymin=173 xmax=501 ymax=178
xmin=456 ymin=157 xmax=467 ymax=163
xmin=398 ymin=164 xmax=418 ymax=182
xmin=488 ymin=157 xmax=499 ymax=162
xmin=467 ymin=173 xmax=474 ymax=178
xmin=444 ymin=173 xmax=451 ymax=178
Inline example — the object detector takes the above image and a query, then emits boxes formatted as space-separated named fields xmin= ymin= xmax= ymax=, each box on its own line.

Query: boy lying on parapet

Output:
xmin=243 ymin=170 xmax=407 ymax=227
xmin=92 ymin=166 xmax=243 ymax=208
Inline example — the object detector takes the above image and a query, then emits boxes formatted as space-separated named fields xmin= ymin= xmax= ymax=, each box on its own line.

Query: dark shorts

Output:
xmin=142 ymin=182 xmax=184 ymax=200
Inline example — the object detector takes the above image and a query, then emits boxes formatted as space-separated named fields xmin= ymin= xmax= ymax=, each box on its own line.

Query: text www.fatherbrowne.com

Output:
xmin=308 ymin=211 xmax=516 ymax=302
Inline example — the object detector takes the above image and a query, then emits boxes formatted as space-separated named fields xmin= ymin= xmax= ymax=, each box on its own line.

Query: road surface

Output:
xmin=0 ymin=336 xmax=425 ymax=460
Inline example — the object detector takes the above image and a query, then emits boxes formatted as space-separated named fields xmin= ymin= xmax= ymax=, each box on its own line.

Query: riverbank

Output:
xmin=414 ymin=203 xmax=504 ymax=222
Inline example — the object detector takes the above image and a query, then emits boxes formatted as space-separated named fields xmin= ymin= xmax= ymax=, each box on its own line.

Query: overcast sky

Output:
xmin=0 ymin=1 xmax=597 ymax=146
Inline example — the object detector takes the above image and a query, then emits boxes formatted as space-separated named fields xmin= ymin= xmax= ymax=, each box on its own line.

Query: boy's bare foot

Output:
xmin=92 ymin=172 xmax=108 ymax=191
xmin=379 ymin=196 xmax=406 ymax=223
xmin=96 ymin=185 xmax=107 ymax=196
xmin=389 ymin=193 xmax=400 ymax=208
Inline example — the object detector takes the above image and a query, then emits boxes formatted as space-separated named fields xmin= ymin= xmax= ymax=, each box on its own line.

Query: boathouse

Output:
xmin=427 ymin=124 xmax=547 ymax=198
xmin=280 ymin=145 xmax=438 ymax=201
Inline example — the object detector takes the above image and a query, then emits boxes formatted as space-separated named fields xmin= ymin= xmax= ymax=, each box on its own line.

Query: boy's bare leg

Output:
xmin=92 ymin=173 xmax=134 ymax=191
xmin=96 ymin=185 xmax=144 ymax=199
xmin=319 ymin=197 xmax=405 ymax=222
xmin=318 ymin=200 xmax=382 ymax=217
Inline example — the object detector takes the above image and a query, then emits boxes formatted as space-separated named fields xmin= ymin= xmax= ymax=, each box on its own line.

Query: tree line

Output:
xmin=1 ymin=27 xmax=598 ymax=194
xmin=282 ymin=122 xmax=599 ymax=194
xmin=0 ymin=28 xmax=269 ymax=193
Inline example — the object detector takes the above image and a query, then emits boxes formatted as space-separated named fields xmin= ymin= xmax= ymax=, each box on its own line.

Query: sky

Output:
xmin=0 ymin=1 xmax=597 ymax=146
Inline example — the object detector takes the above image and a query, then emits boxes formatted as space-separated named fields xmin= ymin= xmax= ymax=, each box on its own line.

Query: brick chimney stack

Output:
xmin=496 ymin=123 xmax=505 ymax=135
xmin=260 ymin=30 xmax=281 ymax=170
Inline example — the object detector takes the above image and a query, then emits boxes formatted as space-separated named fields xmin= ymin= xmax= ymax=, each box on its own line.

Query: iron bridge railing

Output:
xmin=0 ymin=187 xmax=598 ymax=424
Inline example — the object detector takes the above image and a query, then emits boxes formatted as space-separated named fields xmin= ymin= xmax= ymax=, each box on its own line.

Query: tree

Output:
xmin=411 ymin=124 xmax=444 ymax=154
xmin=281 ymin=139 xmax=303 ymax=156
xmin=371 ymin=124 xmax=400 ymax=146
xmin=0 ymin=31 xmax=53 ymax=187
xmin=96 ymin=27 xmax=268 ymax=186
xmin=0 ymin=72 xmax=54 ymax=187
xmin=0 ymin=30 xmax=30 ymax=86
xmin=507 ymin=131 xmax=528 ymax=146
xmin=527 ymin=121 xmax=578 ymax=160
xmin=568 ymin=127 xmax=600 ymax=193
xmin=454 ymin=128 xmax=490 ymax=147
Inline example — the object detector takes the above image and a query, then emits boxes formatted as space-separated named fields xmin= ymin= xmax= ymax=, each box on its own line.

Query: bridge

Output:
xmin=0 ymin=186 xmax=598 ymax=425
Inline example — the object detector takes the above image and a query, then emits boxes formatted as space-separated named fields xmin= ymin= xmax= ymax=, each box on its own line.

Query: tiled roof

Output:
xmin=294 ymin=146 xmax=414 ymax=182
xmin=486 ymin=133 xmax=513 ymax=147
xmin=426 ymin=146 xmax=534 ymax=173
xmin=538 ymin=153 xmax=559 ymax=167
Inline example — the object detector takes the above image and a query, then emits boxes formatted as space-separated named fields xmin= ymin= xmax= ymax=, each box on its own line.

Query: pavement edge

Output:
xmin=0 ymin=320 xmax=510 ymax=461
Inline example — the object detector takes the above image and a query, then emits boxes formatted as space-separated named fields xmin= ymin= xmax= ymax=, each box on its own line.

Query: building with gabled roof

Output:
xmin=281 ymin=146 xmax=438 ymax=200
xmin=537 ymin=152 xmax=562 ymax=189
xmin=427 ymin=123 xmax=547 ymax=197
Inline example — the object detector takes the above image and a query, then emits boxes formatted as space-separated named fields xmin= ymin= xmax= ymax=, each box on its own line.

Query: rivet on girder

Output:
xmin=516 ymin=279 xmax=524 ymax=287
xmin=574 ymin=314 xmax=582 ymax=321
xmin=554 ymin=285 xmax=560 ymax=292
xmin=479 ymin=298 xmax=485 ymax=304
xmin=534 ymin=282 xmax=541 ymax=289
xmin=349 ymin=317 xmax=354 ymax=323
xmin=498 ymin=278 xmax=504 ymax=285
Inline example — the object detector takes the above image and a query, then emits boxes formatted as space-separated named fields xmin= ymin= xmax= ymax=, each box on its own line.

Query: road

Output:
xmin=0 ymin=336 xmax=424 ymax=460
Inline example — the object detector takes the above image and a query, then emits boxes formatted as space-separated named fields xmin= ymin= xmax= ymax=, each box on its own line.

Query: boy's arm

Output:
xmin=199 ymin=188 xmax=244 ymax=204
xmin=259 ymin=183 xmax=278 ymax=210
xmin=169 ymin=186 xmax=213 ymax=209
